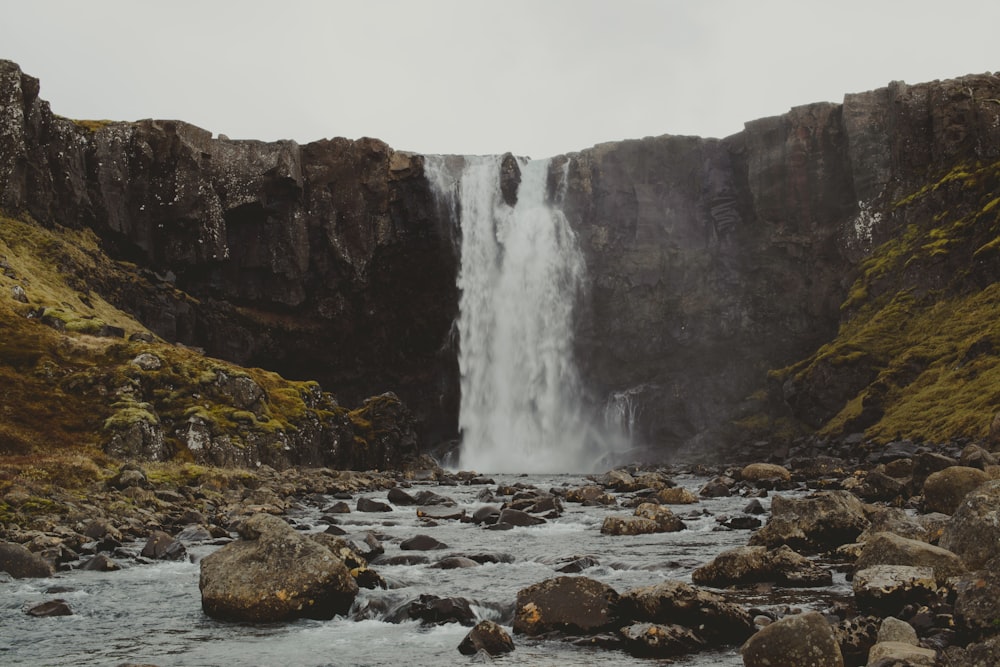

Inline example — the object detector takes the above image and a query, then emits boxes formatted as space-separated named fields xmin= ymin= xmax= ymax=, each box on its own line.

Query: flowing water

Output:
xmin=426 ymin=156 xmax=598 ymax=473
xmin=0 ymin=473 xmax=848 ymax=667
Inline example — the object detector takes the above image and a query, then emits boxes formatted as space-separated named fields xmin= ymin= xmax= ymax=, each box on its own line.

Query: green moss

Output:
xmin=72 ymin=119 xmax=115 ymax=133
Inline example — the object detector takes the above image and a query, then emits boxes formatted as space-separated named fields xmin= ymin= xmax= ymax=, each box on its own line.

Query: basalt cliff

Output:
xmin=2 ymin=58 xmax=1000 ymax=467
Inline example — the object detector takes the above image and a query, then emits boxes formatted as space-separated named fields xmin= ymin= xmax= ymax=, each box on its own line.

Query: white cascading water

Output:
xmin=426 ymin=155 xmax=594 ymax=472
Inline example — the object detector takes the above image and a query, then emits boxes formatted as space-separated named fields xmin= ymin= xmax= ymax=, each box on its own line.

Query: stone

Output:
xmin=922 ymin=466 xmax=988 ymax=514
xmin=400 ymin=534 xmax=448 ymax=551
xmin=618 ymin=580 xmax=754 ymax=644
xmin=80 ymin=554 xmax=120 ymax=572
xmin=357 ymin=497 xmax=392 ymax=512
xmin=496 ymin=509 xmax=544 ymax=528
xmin=0 ymin=541 xmax=54 ymax=578
xmin=867 ymin=641 xmax=936 ymax=666
xmin=692 ymin=544 xmax=832 ymax=588
xmin=943 ymin=636 xmax=1000 ymax=667
xmin=852 ymin=565 xmax=939 ymax=614
xmin=26 ymin=599 xmax=72 ymax=617
xmin=654 ymin=487 xmax=698 ymax=504
xmin=499 ymin=152 xmax=521 ymax=206
xmin=940 ymin=480 xmax=1000 ymax=569
xmin=386 ymin=487 xmax=416 ymax=505
xmin=740 ymin=611 xmax=844 ymax=667
xmin=11 ymin=284 xmax=27 ymax=302
xmin=952 ymin=558 xmax=1000 ymax=638
xmin=416 ymin=506 xmax=465 ymax=521
xmin=130 ymin=352 xmax=162 ymax=370
xmin=876 ymin=617 xmax=918 ymax=645
xmin=199 ymin=513 xmax=358 ymax=622
xmin=749 ymin=491 xmax=870 ymax=552
xmin=458 ymin=619 xmax=515 ymax=656
xmin=960 ymin=443 xmax=997 ymax=470
xmin=403 ymin=594 xmax=477 ymax=626
xmin=619 ymin=622 xmax=706 ymax=658
xmin=513 ymin=576 xmax=619 ymax=636
xmin=854 ymin=532 xmax=965 ymax=583
xmin=140 ymin=531 xmax=186 ymax=560
xmin=602 ymin=503 xmax=685 ymax=536
xmin=741 ymin=462 xmax=792 ymax=483
xmin=565 ymin=485 xmax=616 ymax=505
xmin=834 ymin=615 xmax=880 ymax=667
xmin=471 ymin=505 xmax=501 ymax=525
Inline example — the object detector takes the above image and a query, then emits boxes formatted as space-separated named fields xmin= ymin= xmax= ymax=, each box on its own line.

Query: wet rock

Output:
xmin=499 ymin=152 xmax=521 ymax=206
xmin=959 ymin=443 xmax=997 ymax=470
xmin=416 ymin=506 xmax=465 ymax=521
xmin=698 ymin=477 xmax=732 ymax=497
xmin=555 ymin=555 xmax=600 ymax=573
xmin=357 ymin=497 xmax=392 ymax=512
xmin=386 ymin=487 xmax=416 ymax=505
xmin=199 ymin=513 xmax=358 ymax=622
xmin=26 ymin=599 xmax=72 ymax=617
xmin=749 ymin=490 xmax=869 ymax=553
xmin=854 ymin=532 xmax=965 ymax=583
xmin=458 ymin=619 xmax=515 ymax=656
xmin=497 ymin=508 xmax=545 ymax=527
xmin=175 ymin=525 xmax=213 ymax=543
xmin=859 ymin=468 xmax=909 ymax=503
xmin=619 ymin=580 xmax=754 ymax=644
xmin=741 ymin=463 xmax=792 ymax=484
xmin=602 ymin=503 xmax=684 ymax=536
xmin=654 ymin=487 xmax=698 ymax=504
xmin=513 ymin=576 xmax=619 ymax=636
xmin=82 ymin=519 xmax=123 ymax=542
xmin=857 ymin=507 xmax=931 ymax=543
xmin=326 ymin=501 xmax=351 ymax=514
xmin=400 ymin=534 xmax=448 ymax=551
xmin=565 ymin=485 xmax=616 ymax=505
xmin=140 ymin=531 xmax=186 ymax=560
xmin=471 ymin=506 xmax=501 ymax=525
xmin=852 ymin=565 xmax=939 ymax=615
xmin=80 ymin=554 xmax=120 ymax=572
xmin=866 ymin=641 xmax=936 ymax=666
xmin=595 ymin=469 xmax=637 ymax=491
xmin=922 ymin=466 xmax=989 ymax=514
xmin=431 ymin=556 xmax=479 ymax=569
xmin=412 ymin=490 xmax=456 ymax=506
xmin=744 ymin=498 xmax=767 ymax=514
xmin=619 ymin=622 xmax=706 ymax=658
xmin=692 ymin=544 xmax=832 ymax=588
xmin=719 ymin=515 xmax=763 ymax=530
xmin=308 ymin=534 xmax=385 ymax=590
xmin=0 ymin=541 xmax=55 ymax=578
xmin=939 ymin=480 xmax=1000 ymax=569
xmin=376 ymin=554 xmax=429 ymax=566
xmin=741 ymin=611 xmax=844 ymax=667
xmin=401 ymin=593 xmax=477 ymax=626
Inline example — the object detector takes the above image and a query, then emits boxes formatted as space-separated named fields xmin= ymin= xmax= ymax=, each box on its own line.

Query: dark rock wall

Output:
xmin=4 ymin=58 xmax=1000 ymax=458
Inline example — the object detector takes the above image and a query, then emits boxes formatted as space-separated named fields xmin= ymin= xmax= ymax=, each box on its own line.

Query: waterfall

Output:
xmin=426 ymin=154 xmax=594 ymax=472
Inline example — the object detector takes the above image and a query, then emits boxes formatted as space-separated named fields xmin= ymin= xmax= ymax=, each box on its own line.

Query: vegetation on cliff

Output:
xmin=767 ymin=159 xmax=1000 ymax=445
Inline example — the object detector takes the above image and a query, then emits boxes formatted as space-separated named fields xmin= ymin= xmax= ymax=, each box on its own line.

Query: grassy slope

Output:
xmin=772 ymin=159 xmax=1000 ymax=444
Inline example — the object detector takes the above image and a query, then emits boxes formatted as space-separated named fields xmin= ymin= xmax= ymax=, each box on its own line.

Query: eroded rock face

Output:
xmin=618 ymin=580 xmax=754 ymax=644
xmin=749 ymin=491 xmax=870 ymax=552
xmin=199 ymin=513 xmax=358 ymax=622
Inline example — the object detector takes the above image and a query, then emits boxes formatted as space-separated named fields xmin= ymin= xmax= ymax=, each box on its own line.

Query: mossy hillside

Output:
xmin=771 ymin=159 xmax=1000 ymax=444
xmin=0 ymin=212 xmax=356 ymax=472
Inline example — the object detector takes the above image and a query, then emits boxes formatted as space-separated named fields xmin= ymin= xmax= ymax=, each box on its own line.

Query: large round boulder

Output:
xmin=940 ymin=480 xmax=1000 ymax=569
xmin=458 ymin=620 xmax=515 ymax=656
xmin=741 ymin=611 xmax=844 ymax=667
xmin=854 ymin=532 xmax=965 ymax=583
xmin=922 ymin=466 xmax=988 ymax=514
xmin=513 ymin=576 xmax=619 ymax=636
xmin=199 ymin=513 xmax=358 ymax=622
xmin=748 ymin=491 xmax=869 ymax=553
xmin=0 ymin=541 xmax=54 ymax=578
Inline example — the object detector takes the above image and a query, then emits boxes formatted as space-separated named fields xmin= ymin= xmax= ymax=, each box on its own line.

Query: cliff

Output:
xmin=2 ymin=58 xmax=1000 ymax=464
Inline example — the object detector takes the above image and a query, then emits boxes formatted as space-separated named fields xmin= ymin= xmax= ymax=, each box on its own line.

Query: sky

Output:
xmin=2 ymin=1 xmax=999 ymax=159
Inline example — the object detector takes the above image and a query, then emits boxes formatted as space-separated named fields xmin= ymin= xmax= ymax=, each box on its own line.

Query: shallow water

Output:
xmin=0 ymin=473 xmax=847 ymax=666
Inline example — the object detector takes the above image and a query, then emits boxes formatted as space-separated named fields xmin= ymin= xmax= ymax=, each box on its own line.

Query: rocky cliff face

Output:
xmin=0 ymin=60 xmax=459 ymax=445
xmin=3 ymin=58 xmax=1000 ymax=462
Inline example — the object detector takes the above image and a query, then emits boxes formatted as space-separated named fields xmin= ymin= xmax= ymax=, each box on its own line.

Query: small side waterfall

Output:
xmin=426 ymin=154 xmax=595 ymax=472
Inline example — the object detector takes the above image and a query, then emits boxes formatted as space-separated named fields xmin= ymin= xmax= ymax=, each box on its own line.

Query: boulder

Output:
xmin=80 ymin=554 xmax=121 ymax=572
xmin=565 ymin=485 xmax=616 ymax=505
xmin=852 ymin=565 xmax=939 ymax=614
xmin=0 ymin=541 xmax=54 ymax=578
xmin=386 ymin=487 xmax=416 ymax=505
xmin=749 ymin=491 xmax=870 ymax=552
xmin=471 ymin=506 xmax=501 ymax=525
xmin=513 ymin=576 xmax=619 ymax=636
xmin=618 ymin=580 xmax=754 ymax=644
xmin=741 ymin=463 xmax=792 ymax=483
xmin=619 ymin=622 xmax=706 ymax=658
xmin=199 ymin=513 xmax=358 ymax=622
xmin=654 ymin=487 xmax=698 ymax=504
xmin=952 ymin=557 xmax=1000 ymax=638
xmin=402 ymin=594 xmax=477 ymax=626
xmin=857 ymin=507 xmax=930 ymax=543
xmin=602 ymin=503 xmax=684 ymax=535
xmin=959 ymin=443 xmax=997 ymax=470
xmin=943 ymin=636 xmax=1000 ymax=667
xmin=308 ymin=533 xmax=385 ymax=589
xmin=496 ymin=508 xmax=545 ymax=527
xmin=416 ymin=506 xmax=466 ymax=521
xmin=140 ymin=531 xmax=186 ymax=560
xmin=741 ymin=611 xmax=844 ymax=667
xmin=357 ymin=497 xmax=392 ymax=512
xmin=867 ymin=641 xmax=936 ymax=666
xmin=940 ymin=480 xmax=1000 ymax=569
xmin=854 ymin=532 xmax=965 ymax=583
xmin=833 ymin=615 xmax=880 ymax=667
xmin=692 ymin=544 xmax=832 ymax=588
xmin=877 ymin=617 xmax=918 ymax=645
xmin=458 ymin=620 xmax=515 ymax=656
xmin=400 ymin=534 xmax=448 ymax=551
xmin=922 ymin=466 xmax=988 ymax=514
xmin=26 ymin=599 xmax=72 ymax=617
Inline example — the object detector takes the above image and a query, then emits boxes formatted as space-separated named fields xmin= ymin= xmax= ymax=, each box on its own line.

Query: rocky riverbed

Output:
xmin=4 ymin=437 xmax=1000 ymax=666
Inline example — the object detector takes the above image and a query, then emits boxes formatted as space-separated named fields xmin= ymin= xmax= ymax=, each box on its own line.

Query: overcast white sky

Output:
xmin=2 ymin=1 xmax=998 ymax=158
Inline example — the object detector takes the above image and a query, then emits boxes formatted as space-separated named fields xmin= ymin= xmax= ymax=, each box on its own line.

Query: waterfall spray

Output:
xmin=426 ymin=155 xmax=595 ymax=472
